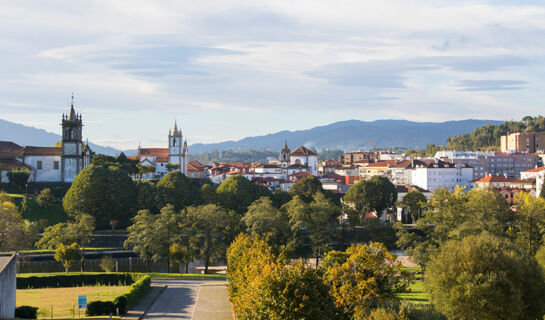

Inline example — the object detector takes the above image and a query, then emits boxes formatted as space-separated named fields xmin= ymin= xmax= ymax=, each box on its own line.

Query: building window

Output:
xmin=54 ymin=161 xmax=59 ymax=170
xmin=37 ymin=161 xmax=42 ymax=170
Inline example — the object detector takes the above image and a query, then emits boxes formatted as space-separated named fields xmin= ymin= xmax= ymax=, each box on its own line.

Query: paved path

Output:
xmin=142 ymin=280 xmax=232 ymax=320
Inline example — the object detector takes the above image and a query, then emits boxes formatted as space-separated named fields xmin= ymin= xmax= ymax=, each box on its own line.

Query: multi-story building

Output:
xmin=410 ymin=159 xmax=473 ymax=192
xmin=501 ymin=131 xmax=545 ymax=153
xmin=434 ymin=150 xmax=536 ymax=179
xmin=521 ymin=167 xmax=545 ymax=197
xmin=338 ymin=151 xmax=375 ymax=165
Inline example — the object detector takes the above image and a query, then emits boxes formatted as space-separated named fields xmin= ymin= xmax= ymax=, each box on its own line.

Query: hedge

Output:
xmin=86 ymin=275 xmax=151 ymax=316
xmin=15 ymin=306 xmax=38 ymax=319
xmin=17 ymin=273 xmax=144 ymax=289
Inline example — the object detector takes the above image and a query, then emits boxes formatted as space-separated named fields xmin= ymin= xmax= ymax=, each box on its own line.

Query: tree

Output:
xmin=402 ymin=190 xmax=427 ymax=224
xmin=7 ymin=169 xmax=30 ymax=193
xmin=124 ymin=210 xmax=156 ymax=271
xmin=513 ymin=193 xmax=545 ymax=255
xmin=136 ymin=164 xmax=156 ymax=180
xmin=540 ymin=183 xmax=545 ymax=199
xmin=289 ymin=176 xmax=324 ymax=202
xmin=165 ymin=162 xmax=180 ymax=172
xmin=169 ymin=243 xmax=189 ymax=274
xmin=243 ymin=197 xmax=291 ymax=247
xmin=185 ymin=204 xmax=240 ymax=273
xmin=155 ymin=171 xmax=201 ymax=210
xmin=323 ymin=243 xmax=411 ymax=319
xmin=136 ymin=181 xmax=157 ymax=212
xmin=54 ymin=242 xmax=82 ymax=273
xmin=0 ymin=201 xmax=36 ymax=251
xmin=270 ymin=189 xmax=292 ymax=208
xmin=216 ymin=175 xmax=271 ymax=214
xmin=63 ymin=164 xmax=137 ymax=228
xmin=344 ymin=176 xmax=397 ymax=220
xmin=200 ymin=183 xmax=217 ymax=204
xmin=99 ymin=256 xmax=115 ymax=272
xmin=36 ymin=188 xmax=55 ymax=215
xmin=425 ymin=233 xmax=545 ymax=320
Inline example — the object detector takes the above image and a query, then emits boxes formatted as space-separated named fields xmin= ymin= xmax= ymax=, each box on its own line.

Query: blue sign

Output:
xmin=78 ymin=295 xmax=87 ymax=308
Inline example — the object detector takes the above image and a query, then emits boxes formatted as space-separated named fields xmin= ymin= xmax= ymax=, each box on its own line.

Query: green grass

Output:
xmin=17 ymin=285 xmax=128 ymax=319
xmin=397 ymin=265 xmax=430 ymax=305
xmin=10 ymin=196 xmax=69 ymax=226
xmin=17 ymin=271 xmax=226 ymax=280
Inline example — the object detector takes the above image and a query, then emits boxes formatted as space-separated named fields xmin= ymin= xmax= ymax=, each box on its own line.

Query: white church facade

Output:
xmin=0 ymin=103 xmax=91 ymax=183
xmin=136 ymin=121 xmax=188 ymax=178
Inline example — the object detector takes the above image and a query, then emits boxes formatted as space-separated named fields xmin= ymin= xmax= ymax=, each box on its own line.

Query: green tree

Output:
xmin=513 ymin=193 xmax=545 ymax=255
xmin=0 ymin=201 xmax=36 ymax=251
xmin=200 ymin=183 xmax=217 ymax=204
xmin=344 ymin=176 xmax=397 ymax=220
xmin=216 ymin=175 xmax=271 ymax=214
xmin=402 ymin=190 xmax=427 ymax=224
xmin=63 ymin=164 xmax=137 ymax=228
xmin=169 ymin=243 xmax=190 ymax=274
xmin=270 ymin=189 xmax=292 ymax=208
xmin=165 ymin=163 xmax=180 ymax=172
xmin=124 ymin=210 xmax=156 ymax=271
xmin=136 ymin=181 xmax=157 ymax=212
xmin=185 ymin=204 xmax=240 ymax=273
xmin=323 ymin=243 xmax=411 ymax=319
xmin=357 ymin=218 xmax=397 ymax=250
xmin=54 ymin=242 xmax=82 ymax=273
xmin=243 ymin=197 xmax=291 ymax=247
xmin=36 ymin=188 xmax=55 ymax=215
xmin=289 ymin=176 xmax=325 ymax=202
xmin=155 ymin=171 xmax=201 ymax=210
xmin=540 ymin=183 xmax=545 ymax=199
xmin=99 ymin=255 xmax=115 ymax=272
xmin=7 ymin=169 xmax=30 ymax=193
xmin=425 ymin=233 xmax=545 ymax=320
xmin=136 ymin=164 xmax=156 ymax=180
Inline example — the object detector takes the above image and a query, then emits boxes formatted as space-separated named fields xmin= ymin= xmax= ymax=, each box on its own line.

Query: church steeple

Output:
xmin=280 ymin=140 xmax=291 ymax=168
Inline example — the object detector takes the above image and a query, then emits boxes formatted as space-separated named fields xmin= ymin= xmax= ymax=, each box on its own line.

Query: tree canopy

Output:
xmin=344 ymin=176 xmax=397 ymax=219
xmin=216 ymin=175 xmax=271 ymax=214
xmin=155 ymin=171 xmax=202 ymax=210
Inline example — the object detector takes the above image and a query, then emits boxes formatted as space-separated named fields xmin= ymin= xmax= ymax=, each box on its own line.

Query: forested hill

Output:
xmin=446 ymin=115 xmax=545 ymax=151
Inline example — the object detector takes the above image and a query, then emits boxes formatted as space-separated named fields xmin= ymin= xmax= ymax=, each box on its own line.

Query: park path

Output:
xmin=142 ymin=280 xmax=232 ymax=320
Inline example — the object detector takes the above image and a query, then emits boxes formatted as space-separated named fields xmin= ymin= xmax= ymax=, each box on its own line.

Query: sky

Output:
xmin=1 ymin=0 xmax=544 ymax=150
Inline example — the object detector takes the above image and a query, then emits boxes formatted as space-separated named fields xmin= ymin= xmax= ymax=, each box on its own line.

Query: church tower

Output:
xmin=280 ymin=140 xmax=291 ymax=168
xmin=61 ymin=96 xmax=84 ymax=182
xmin=168 ymin=120 xmax=187 ymax=175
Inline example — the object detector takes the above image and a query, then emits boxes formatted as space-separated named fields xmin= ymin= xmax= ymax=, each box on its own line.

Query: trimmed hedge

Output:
xmin=15 ymin=306 xmax=38 ymax=319
xmin=86 ymin=275 xmax=151 ymax=316
xmin=17 ymin=273 xmax=143 ymax=289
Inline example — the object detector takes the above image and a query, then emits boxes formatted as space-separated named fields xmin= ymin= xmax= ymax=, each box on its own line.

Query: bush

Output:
xmin=86 ymin=301 xmax=115 ymax=316
xmin=16 ymin=273 xmax=144 ymax=289
xmin=100 ymin=255 xmax=116 ymax=272
xmin=15 ymin=306 xmax=38 ymax=319
xmin=114 ymin=275 xmax=151 ymax=314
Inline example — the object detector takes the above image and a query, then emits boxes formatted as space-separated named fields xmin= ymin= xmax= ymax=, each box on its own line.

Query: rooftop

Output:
xmin=23 ymin=146 xmax=62 ymax=156
xmin=290 ymin=146 xmax=318 ymax=156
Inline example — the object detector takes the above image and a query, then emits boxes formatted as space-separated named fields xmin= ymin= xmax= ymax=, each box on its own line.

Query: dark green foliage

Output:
xmin=86 ymin=301 xmax=115 ymax=316
xmin=16 ymin=273 xmax=144 ymax=289
xmin=7 ymin=169 xmax=30 ymax=193
xmin=541 ymin=183 xmax=545 ymax=199
xmin=357 ymin=218 xmax=397 ymax=250
xmin=270 ymin=189 xmax=292 ymax=208
xmin=289 ymin=176 xmax=325 ymax=203
xmin=344 ymin=176 xmax=397 ymax=219
xmin=15 ymin=306 xmax=38 ymax=319
xmin=155 ymin=171 xmax=201 ymax=210
xmin=136 ymin=181 xmax=157 ymax=212
xmin=63 ymin=164 xmax=137 ymax=229
xmin=446 ymin=115 xmax=545 ymax=150
xmin=216 ymin=175 xmax=271 ymax=214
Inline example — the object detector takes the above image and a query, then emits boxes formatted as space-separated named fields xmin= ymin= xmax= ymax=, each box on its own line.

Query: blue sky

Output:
xmin=1 ymin=0 xmax=544 ymax=150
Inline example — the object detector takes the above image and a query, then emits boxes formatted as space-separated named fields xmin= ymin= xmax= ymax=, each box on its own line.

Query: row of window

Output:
xmin=36 ymin=161 xmax=59 ymax=170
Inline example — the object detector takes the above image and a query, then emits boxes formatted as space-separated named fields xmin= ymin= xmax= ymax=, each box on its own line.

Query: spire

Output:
xmin=170 ymin=118 xmax=182 ymax=136
xmin=68 ymin=93 xmax=77 ymax=121
xmin=282 ymin=139 xmax=290 ymax=153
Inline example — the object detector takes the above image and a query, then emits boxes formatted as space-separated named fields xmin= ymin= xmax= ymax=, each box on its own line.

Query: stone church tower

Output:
xmin=61 ymin=100 xmax=84 ymax=182
xmin=280 ymin=140 xmax=290 ymax=176
xmin=168 ymin=120 xmax=188 ymax=175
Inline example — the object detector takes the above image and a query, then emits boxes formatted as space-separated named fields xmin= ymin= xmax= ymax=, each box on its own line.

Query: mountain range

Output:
xmin=1 ymin=118 xmax=503 ymax=156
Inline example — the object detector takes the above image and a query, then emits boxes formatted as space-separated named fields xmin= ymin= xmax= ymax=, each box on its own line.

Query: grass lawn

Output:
xmin=17 ymin=271 xmax=226 ymax=280
xmin=9 ymin=196 xmax=69 ymax=226
xmin=397 ymin=266 xmax=430 ymax=305
xmin=17 ymin=286 xmax=129 ymax=318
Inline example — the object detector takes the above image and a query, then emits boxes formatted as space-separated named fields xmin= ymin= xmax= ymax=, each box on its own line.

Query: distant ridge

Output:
xmin=187 ymin=119 xmax=503 ymax=153
xmin=0 ymin=118 xmax=120 ymax=156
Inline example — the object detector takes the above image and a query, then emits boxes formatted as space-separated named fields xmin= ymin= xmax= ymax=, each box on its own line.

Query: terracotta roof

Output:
xmin=156 ymin=156 xmax=168 ymax=162
xmin=23 ymin=146 xmax=62 ymax=156
xmin=139 ymin=148 xmax=169 ymax=156
xmin=523 ymin=167 xmax=545 ymax=173
xmin=290 ymin=146 xmax=318 ymax=156
xmin=0 ymin=158 xmax=32 ymax=170
xmin=364 ymin=160 xmax=398 ymax=168
xmin=188 ymin=160 xmax=205 ymax=170
xmin=396 ymin=185 xmax=430 ymax=193
xmin=475 ymin=174 xmax=521 ymax=183
xmin=255 ymin=164 xmax=281 ymax=169
xmin=0 ymin=141 xmax=23 ymax=157
xmin=288 ymin=164 xmax=308 ymax=169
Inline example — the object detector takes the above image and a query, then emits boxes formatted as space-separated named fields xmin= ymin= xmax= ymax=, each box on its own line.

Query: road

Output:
xmin=143 ymin=280 xmax=200 ymax=319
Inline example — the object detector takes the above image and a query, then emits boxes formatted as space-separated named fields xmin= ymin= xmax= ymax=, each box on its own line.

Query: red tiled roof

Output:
xmin=156 ymin=156 xmax=168 ymax=162
xmin=139 ymin=148 xmax=169 ymax=156
xmin=0 ymin=141 xmax=23 ymax=157
xmin=364 ymin=160 xmax=397 ymax=168
xmin=290 ymin=146 xmax=318 ymax=156
xmin=523 ymin=167 xmax=545 ymax=173
xmin=0 ymin=158 xmax=32 ymax=170
xmin=23 ymin=146 xmax=62 ymax=156
xmin=188 ymin=160 xmax=205 ymax=170
xmin=475 ymin=174 xmax=520 ymax=183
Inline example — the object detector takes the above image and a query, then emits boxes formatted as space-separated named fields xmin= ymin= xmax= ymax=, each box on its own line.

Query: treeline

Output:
xmin=446 ymin=115 xmax=545 ymax=151
xmin=188 ymin=148 xmax=345 ymax=163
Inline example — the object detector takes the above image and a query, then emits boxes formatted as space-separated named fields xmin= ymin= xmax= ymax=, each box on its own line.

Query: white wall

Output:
xmin=411 ymin=167 xmax=473 ymax=192
xmin=23 ymin=155 xmax=62 ymax=182
xmin=0 ymin=255 xmax=16 ymax=319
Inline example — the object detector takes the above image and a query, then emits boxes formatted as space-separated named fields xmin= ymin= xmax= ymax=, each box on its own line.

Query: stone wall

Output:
xmin=0 ymin=255 xmax=16 ymax=319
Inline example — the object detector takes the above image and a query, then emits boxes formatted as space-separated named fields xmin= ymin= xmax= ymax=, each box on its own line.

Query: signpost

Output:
xmin=78 ymin=295 xmax=87 ymax=318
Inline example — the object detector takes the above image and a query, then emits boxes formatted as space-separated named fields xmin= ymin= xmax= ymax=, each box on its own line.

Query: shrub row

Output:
xmin=15 ymin=306 xmax=38 ymax=319
xmin=86 ymin=275 xmax=151 ymax=316
xmin=16 ymin=273 xmax=144 ymax=289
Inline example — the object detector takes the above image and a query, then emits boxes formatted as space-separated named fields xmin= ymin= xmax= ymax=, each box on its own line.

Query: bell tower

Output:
xmin=280 ymin=140 xmax=291 ymax=168
xmin=168 ymin=120 xmax=187 ymax=174
xmin=61 ymin=94 xmax=84 ymax=182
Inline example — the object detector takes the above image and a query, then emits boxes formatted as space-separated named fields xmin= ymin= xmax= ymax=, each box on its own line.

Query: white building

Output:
xmin=0 ymin=103 xmax=91 ymax=182
xmin=136 ymin=121 xmax=188 ymax=178
xmin=0 ymin=255 xmax=16 ymax=319
xmin=411 ymin=159 xmax=473 ymax=192
xmin=521 ymin=167 xmax=545 ymax=197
